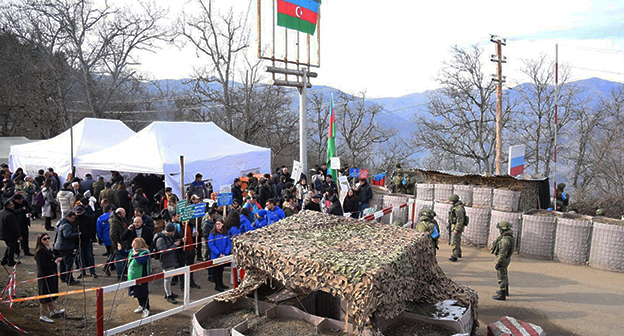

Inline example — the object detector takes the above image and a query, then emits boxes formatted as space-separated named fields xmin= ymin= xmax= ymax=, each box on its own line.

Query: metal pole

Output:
xmin=70 ymin=112 xmax=75 ymax=178
xmin=495 ymin=41 xmax=503 ymax=176
xmin=254 ymin=289 xmax=259 ymax=317
xmin=553 ymin=44 xmax=559 ymax=207
xmin=184 ymin=266 xmax=190 ymax=308
xmin=179 ymin=155 xmax=185 ymax=199
xmin=299 ymin=68 xmax=308 ymax=174
xmin=96 ymin=288 xmax=104 ymax=336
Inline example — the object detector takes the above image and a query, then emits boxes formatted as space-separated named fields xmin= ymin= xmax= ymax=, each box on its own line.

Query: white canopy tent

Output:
xmin=9 ymin=118 xmax=135 ymax=182
xmin=76 ymin=121 xmax=271 ymax=198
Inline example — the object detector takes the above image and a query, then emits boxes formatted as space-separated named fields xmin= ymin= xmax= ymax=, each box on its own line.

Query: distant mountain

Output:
xmin=146 ymin=77 xmax=622 ymax=136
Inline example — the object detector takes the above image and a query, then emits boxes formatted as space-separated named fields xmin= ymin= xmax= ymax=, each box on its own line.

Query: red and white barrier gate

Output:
xmin=97 ymin=255 xmax=237 ymax=336
xmin=361 ymin=199 xmax=416 ymax=227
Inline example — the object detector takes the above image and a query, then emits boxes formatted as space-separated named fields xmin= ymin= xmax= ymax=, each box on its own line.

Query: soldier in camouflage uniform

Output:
xmin=405 ymin=176 xmax=416 ymax=196
xmin=491 ymin=220 xmax=515 ymax=301
xmin=448 ymin=194 xmax=466 ymax=262
xmin=416 ymin=210 xmax=440 ymax=255
xmin=555 ymin=183 xmax=569 ymax=212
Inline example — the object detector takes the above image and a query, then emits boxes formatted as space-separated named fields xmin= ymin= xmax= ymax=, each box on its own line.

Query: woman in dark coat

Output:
xmin=35 ymin=233 xmax=65 ymax=323
xmin=342 ymin=188 xmax=360 ymax=219
xmin=328 ymin=195 xmax=344 ymax=216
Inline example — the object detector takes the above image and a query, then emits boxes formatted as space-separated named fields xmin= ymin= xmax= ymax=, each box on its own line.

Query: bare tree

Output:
xmin=413 ymin=45 xmax=515 ymax=174
xmin=306 ymin=90 xmax=331 ymax=167
xmin=179 ymin=0 xmax=298 ymax=167
xmin=513 ymin=55 xmax=584 ymax=176
xmin=334 ymin=91 xmax=396 ymax=168
xmin=3 ymin=0 xmax=169 ymax=119
xmin=179 ymin=0 xmax=248 ymax=134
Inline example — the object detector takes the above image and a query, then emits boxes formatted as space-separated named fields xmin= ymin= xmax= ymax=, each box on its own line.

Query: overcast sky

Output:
xmin=138 ymin=0 xmax=624 ymax=98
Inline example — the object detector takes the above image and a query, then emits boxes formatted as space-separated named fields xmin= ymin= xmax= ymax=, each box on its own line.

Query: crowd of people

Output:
xmin=0 ymin=163 xmax=377 ymax=323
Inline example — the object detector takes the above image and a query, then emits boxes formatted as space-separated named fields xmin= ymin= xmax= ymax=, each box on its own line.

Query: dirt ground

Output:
xmin=435 ymin=243 xmax=624 ymax=336
xmin=0 ymin=218 xmax=231 ymax=336
xmin=1 ymin=219 xmax=623 ymax=336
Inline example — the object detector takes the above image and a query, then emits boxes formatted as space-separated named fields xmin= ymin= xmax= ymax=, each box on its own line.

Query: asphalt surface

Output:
xmin=435 ymin=243 xmax=624 ymax=336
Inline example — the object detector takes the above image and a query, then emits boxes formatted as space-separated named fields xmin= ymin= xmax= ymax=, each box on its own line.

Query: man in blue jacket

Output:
xmin=265 ymin=198 xmax=285 ymax=225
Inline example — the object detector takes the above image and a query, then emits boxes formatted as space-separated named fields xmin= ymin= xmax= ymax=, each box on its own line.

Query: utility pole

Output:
xmin=490 ymin=35 xmax=507 ymax=175
xmin=553 ymin=44 xmax=559 ymax=207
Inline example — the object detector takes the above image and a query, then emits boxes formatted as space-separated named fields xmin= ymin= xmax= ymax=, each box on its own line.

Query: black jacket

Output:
xmin=231 ymin=185 xmax=243 ymax=206
xmin=0 ymin=208 xmax=20 ymax=240
xmin=141 ymin=214 xmax=155 ymax=230
xmin=1 ymin=186 xmax=15 ymax=204
xmin=76 ymin=213 xmax=96 ymax=244
xmin=342 ymin=195 xmax=359 ymax=214
xmin=258 ymin=185 xmax=272 ymax=208
xmin=35 ymin=248 xmax=57 ymax=277
xmin=356 ymin=183 xmax=373 ymax=204
xmin=54 ymin=218 xmax=79 ymax=251
xmin=13 ymin=200 xmax=32 ymax=228
xmin=328 ymin=196 xmax=344 ymax=216
xmin=304 ymin=201 xmax=321 ymax=212
xmin=120 ymin=224 xmax=153 ymax=251
xmin=116 ymin=188 xmax=131 ymax=211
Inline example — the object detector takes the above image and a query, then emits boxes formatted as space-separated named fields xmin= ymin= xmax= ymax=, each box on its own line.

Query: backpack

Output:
xmin=35 ymin=192 xmax=45 ymax=206
xmin=149 ymin=232 xmax=167 ymax=260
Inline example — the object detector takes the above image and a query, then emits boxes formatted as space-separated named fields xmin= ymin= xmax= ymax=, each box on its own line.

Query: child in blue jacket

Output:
xmin=208 ymin=220 xmax=230 ymax=292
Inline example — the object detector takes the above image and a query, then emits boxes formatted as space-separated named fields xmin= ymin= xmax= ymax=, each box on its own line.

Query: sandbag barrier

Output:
xmin=411 ymin=183 xmax=623 ymax=272
xmin=554 ymin=214 xmax=593 ymax=265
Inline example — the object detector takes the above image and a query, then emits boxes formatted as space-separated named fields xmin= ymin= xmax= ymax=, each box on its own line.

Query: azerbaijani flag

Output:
xmin=326 ymin=94 xmax=337 ymax=179
xmin=277 ymin=0 xmax=320 ymax=35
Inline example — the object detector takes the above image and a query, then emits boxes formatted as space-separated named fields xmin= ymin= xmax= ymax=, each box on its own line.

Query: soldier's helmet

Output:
xmin=596 ymin=209 xmax=606 ymax=216
xmin=496 ymin=220 xmax=513 ymax=230
xmin=430 ymin=210 xmax=437 ymax=217
xmin=418 ymin=209 xmax=428 ymax=217
xmin=449 ymin=194 xmax=460 ymax=202
xmin=557 ymin=183 xmax=566 ymax=190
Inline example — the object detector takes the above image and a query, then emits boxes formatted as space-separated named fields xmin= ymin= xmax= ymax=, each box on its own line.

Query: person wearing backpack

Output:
xmin=448 ymin=194 xmax=467 ymax=262
xmin=153 ymin=223 xmax=181 ymax=304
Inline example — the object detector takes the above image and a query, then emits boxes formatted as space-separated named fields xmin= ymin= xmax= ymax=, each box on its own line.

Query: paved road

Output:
xmin=435 ymin=243 xmax=624 ymax=336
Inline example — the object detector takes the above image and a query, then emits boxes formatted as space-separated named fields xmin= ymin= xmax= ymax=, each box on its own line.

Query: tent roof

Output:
xmin=77 ymin=121 xmax=271 ymax=174
xmin=0 ymin=137 xmax=34 ymax=163
xmin=9 ymin=118 xmax=135 ymax=159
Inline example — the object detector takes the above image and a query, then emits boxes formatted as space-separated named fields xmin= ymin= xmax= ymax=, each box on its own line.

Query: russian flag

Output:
xmin=508 ymin=145 xmax=526 ymax=176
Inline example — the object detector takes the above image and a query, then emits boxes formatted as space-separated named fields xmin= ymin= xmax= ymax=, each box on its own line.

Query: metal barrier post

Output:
xmin=410 ymin=202 xmax=416 ymax=229
xmin=183 ymin=266 xmax=190 ymax=308
xmin=96 ymin=288 xmax=104 ymax=336
xmin=232 ymin=266 xmax=238 ymax=289
xmin=389 ymin=211 xmax=394 ymax=225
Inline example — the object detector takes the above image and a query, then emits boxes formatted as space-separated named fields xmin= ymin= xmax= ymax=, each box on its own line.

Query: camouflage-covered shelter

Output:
xmin=216 ymin=211 xmax=478 ymax=332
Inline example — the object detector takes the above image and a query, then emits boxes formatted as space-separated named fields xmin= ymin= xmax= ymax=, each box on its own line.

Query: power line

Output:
xmin=568 ymin=65 xmax=624 ymax=76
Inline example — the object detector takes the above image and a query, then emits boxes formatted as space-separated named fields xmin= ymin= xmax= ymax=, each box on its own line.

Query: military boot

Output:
xmin=492 ymin=291 xmax=506 ymax=301
xmin=495 ymin=286 xmax=509 ymax=297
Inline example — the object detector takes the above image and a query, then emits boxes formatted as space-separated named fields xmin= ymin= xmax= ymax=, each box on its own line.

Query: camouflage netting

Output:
xmin=216 ymin=211 xmax=479 ymax=332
